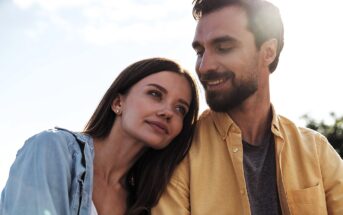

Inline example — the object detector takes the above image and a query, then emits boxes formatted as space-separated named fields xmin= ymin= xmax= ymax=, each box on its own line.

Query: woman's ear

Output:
xmin=111 ymin=95 xmax=123 ymax=115
xmin=261 ymin=38 xmax=277 ymax=68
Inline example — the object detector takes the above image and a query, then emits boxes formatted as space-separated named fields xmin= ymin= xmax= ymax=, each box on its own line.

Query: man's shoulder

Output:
xmin=198 ymin=109 xmax=212 ymax=120
xmin=277 ymin=114 xmax=327 ymax=145
xmin=278 ymin=114 xmax=319 ymax=134
xmin=196 ymin=109 xmax=220 ymax=130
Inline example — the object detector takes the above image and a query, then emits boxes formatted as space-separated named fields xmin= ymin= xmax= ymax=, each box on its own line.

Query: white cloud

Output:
xmin=80 ymin=16 xmax=194 ymax=46
xmin=13 ymin=0 xmax=193 ymax=45
xmin=24 ymin=21 xmax=48 ymax=39
xmin=13 ymin=0 xmax=91 ymax=11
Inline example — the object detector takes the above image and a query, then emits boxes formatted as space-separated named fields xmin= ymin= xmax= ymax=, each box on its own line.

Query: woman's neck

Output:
xmin=92 ymin=125 xmax=145 ymax=185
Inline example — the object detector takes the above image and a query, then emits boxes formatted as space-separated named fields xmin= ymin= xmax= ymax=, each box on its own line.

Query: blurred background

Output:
xmin=1 ymin=0 xmax=342 ymax=189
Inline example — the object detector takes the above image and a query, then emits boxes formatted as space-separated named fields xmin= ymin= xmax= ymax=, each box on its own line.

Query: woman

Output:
xmin=0 ymin=57 xmax=199 ymax=215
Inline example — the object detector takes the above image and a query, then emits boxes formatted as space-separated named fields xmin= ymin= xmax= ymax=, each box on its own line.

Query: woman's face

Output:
xmin=114 ymin=71 xmax=192 ymax=149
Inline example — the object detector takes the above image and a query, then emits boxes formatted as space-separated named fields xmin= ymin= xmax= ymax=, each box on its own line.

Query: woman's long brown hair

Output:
xmin=84 ymin=57 xmax=199 ymax=214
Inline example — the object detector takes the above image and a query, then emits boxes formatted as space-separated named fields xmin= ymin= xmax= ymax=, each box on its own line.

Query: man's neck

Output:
xmin=227 ymin=98 xmax=272 ymax=145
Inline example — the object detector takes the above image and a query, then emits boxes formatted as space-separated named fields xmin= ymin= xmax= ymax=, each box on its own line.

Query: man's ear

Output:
xmin=261 ymin=38 xmax=277 ymax=67
xmin=111 ymin=95 xmax=123 ymax=115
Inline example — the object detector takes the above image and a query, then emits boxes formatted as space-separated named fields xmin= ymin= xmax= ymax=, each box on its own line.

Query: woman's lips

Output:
xmin=146 ymin=120 xmax=169 ymax=134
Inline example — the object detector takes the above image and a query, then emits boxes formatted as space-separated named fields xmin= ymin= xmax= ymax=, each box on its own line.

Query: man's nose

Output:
xmin=196 ymin=51 xmax=218 ymax=75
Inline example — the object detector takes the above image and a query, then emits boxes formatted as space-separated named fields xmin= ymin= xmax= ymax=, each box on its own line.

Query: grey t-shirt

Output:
xmin=243 ymin=133 xmax=282 ymax=215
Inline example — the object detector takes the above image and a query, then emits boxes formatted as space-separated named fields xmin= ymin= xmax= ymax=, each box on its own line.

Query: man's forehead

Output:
xmin=197 ymin=5 xmax=247 ymax=30
xmin=193 ymin=6 xmax=248 ymax=43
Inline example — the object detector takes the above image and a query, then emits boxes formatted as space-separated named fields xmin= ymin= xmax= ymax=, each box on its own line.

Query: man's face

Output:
xmin=192 ymin=5 xmax=262 ymax=112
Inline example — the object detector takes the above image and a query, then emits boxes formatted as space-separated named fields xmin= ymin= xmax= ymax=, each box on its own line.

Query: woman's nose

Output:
xmin=157 ymin=107 xmax=173 ymax=121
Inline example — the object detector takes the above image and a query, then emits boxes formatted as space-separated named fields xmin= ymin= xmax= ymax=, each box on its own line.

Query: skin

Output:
xmin=192 ymin=5 xmax=278 ymax=145
xmin=92 ymin=71 xmax=192 ymax=215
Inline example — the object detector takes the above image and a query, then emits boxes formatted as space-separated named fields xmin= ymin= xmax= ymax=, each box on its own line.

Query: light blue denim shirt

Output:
xmin=0 ymin=128 xmax=95 ymax=215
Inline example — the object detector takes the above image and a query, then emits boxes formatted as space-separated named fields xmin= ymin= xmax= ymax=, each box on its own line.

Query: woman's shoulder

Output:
xmin=19 ymin=127 xmax=87 ymax=157
xmin=26 ymin=128 xmax=76 ymax=145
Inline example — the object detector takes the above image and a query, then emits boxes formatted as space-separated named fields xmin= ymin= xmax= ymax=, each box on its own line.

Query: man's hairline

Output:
xmin=192 ymin=4 xmax=253 ymax=49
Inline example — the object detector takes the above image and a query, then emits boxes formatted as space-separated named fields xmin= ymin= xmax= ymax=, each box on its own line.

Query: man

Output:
xmin=152 ymin=0 xmax=343 ymax=214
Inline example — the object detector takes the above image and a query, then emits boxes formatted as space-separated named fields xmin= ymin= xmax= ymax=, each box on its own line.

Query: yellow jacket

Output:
xmin=153 ymin=109 xmax=343 ymax=215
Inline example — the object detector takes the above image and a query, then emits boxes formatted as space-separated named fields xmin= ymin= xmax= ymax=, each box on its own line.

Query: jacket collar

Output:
xmin=270 ymin=105 xmax=282 ymax=138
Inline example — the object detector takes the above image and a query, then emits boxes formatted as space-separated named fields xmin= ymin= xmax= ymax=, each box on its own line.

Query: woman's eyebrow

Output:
xmin=147 ymin=83 xmax=167 ymax=93
xmin=147 ymin=83 xmax=190 ymax=108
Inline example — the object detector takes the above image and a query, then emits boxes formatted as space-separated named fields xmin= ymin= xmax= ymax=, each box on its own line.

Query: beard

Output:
xmin=203 ymin=71 xmax=258 ymax=112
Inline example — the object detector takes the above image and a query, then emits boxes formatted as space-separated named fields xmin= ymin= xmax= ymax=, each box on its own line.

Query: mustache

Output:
xmin=199 ymin=71 xmax=235 ymax=82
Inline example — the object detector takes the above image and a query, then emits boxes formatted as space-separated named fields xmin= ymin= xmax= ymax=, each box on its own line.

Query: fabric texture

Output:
xmin=0 ymin=128 xmax=95 ymax=215
xmin=152 ymin=107 xmax=343 ymax=215
xmin=243 ymin=137 xmax=281 ymax=215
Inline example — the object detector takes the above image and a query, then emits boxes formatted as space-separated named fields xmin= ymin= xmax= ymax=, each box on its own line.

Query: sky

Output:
xmin=1 ymin=0 xmax=343 ymax=189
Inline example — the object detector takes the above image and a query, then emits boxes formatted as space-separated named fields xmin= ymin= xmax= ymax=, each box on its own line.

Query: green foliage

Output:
xmin=302 ymin=113 xmax=343 ymax=158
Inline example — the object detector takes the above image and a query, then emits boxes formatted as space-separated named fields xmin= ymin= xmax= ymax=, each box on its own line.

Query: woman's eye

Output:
xmin=148 ymin=90 xmax=162 ymax=99
xmin=175 ymin=105 xmax=187 ymax=117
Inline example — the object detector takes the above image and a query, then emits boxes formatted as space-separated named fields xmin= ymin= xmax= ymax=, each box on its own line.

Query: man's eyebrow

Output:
xmin=211 ymin=35 xmax=237 ymax=45
xmin=192 ymin=35 xmax=237 ymax=49
xmin=147 ymin=83 xmax=190 ymax=108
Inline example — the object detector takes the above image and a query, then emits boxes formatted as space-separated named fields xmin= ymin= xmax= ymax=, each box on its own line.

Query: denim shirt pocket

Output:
xmin=289 ymin=183 xmax=328 ymax=215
